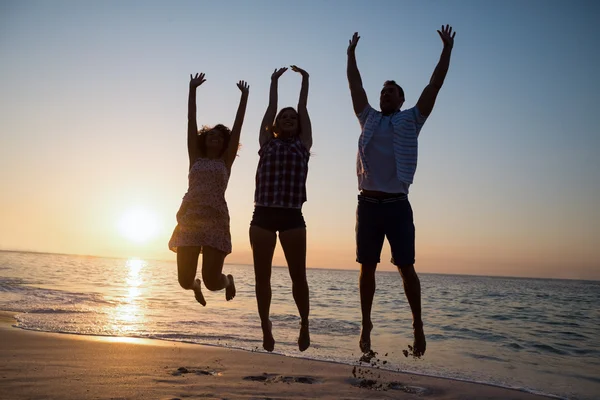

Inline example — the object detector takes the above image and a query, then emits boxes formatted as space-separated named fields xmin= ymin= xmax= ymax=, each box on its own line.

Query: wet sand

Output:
xmin=0 ymin=311 xmax=551 ymax=399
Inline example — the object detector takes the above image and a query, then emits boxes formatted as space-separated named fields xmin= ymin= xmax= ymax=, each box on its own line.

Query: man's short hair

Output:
xmin=384 ymin=80 xmax=405 ymax=99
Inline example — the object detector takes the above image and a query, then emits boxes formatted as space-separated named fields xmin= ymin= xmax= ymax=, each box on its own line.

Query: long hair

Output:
xmin=272 ymin=107 xmax=301 ymax=138
xmin=197 ymin=124 xmax=231 ymax=157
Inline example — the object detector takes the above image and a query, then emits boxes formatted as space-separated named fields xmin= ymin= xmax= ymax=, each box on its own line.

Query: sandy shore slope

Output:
xmin=0 ymin=312 xmax=551 ymax=399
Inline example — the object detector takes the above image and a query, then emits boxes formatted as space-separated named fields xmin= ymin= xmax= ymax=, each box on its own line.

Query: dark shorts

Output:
xmin=355 ymin=194 xmax=415 ymax=267
xmin=250 ymin=206 xmax=306 ymax=233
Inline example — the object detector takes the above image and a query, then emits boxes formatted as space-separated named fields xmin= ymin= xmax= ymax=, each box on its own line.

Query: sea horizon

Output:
xmin=1 ymin=249 xmax=597 ymax=283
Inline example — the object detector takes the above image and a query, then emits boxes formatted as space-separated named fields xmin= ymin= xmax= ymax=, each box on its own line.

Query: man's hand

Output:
xmin=347 ymin=32 xmax=360 ymax=55
xmin=237 ymin=80 xmax=249 ymax=95
xmin=189 ymin=72 xmax=206 ymax=88
xmin=290 ymin=65 xmax=309 ymax=78
xmin=347 ymin=31 xmax=368 ymax=115
xmin=271 ymin=67 xmax=288 ymax=81
xmin=437 ymin=25 xmax=456 ymax=49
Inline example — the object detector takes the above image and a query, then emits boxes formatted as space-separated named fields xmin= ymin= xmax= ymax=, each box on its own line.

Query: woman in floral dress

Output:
xmin=169 ymin=72 xmax=249 ymax=306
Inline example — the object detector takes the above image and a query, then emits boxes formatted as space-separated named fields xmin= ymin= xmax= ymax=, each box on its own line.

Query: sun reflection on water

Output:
xmin=109 ymin=258 xmax=147 ymax=334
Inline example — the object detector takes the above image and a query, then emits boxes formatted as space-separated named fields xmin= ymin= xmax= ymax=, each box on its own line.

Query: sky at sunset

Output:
xmin=1 ymin=0 xmax=598 ymax=280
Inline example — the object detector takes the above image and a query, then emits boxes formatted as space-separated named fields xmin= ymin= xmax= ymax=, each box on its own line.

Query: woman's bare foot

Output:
xmin=193 ymin=278 xmax=206 ymax=306
xmin=298 ymin=321 xmax=310 ymax=352
xmin=359 ymin=321 xmax=372 ymax=353
xmin=262 ymin=321 xmax=275 ymax=352
xmin=225 ymin=274 xmax=236 ymax=301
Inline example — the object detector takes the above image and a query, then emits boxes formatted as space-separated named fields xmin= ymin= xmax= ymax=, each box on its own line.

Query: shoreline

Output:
xmin=1 ymin=311 xmax=556 ymax=399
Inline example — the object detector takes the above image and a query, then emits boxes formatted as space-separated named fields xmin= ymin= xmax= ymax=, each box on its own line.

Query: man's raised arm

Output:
xmin=347 ymin=32 xmax=369 ymax=116
xmin=416 ymin=25 xmax=456 ymax=117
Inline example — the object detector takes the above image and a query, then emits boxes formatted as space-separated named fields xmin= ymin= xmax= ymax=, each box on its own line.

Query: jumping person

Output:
xmin=347 ymin=26 xmax=456 ymax=356
xmin=169 ymin=72 xmax=249 ymax=307
xmin=250 ymin=66 xmax=312 ymax=352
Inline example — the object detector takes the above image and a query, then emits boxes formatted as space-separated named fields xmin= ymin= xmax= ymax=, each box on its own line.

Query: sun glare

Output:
xmin=117 ymin=208 xmax=159 ymax=243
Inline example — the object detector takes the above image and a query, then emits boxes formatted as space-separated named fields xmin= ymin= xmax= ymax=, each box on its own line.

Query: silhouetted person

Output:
xmin=250 ymin=66 xmax=312 ymax=352
xmin=169 ymin=72 xmax=249 ymax=306
xmin=346 ymin=25 xmax=456 ymax=356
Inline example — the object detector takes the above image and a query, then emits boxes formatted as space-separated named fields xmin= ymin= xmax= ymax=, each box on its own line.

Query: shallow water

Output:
xmin=1 ymin=251 xmax=598 ymax=399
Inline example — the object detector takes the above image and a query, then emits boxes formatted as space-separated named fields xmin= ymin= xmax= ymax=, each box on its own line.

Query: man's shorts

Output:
xmin=355 ymin=194 xmax=415 ymax=267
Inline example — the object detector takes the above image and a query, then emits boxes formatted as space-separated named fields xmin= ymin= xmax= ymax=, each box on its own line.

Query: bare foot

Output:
xmin=225 ymin=274 xmax=236 ymax=301
xmin=359 ymin=322 xmax=372 ymax=353
xmin=413 ymin=324 xmax=426 ymax=357
xmin=262 ymin=321 xmax=275 ymax=352
xmin=298 ymin=321 xmax=310 ymax=352
xmin=193 ymin=278 xmax=206 ymax=306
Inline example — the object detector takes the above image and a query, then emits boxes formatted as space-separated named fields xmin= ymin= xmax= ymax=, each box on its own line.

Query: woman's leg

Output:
xmin=177 ymin=246 xmax=206 ymax=306
xmin=201 ymin=246 xmax=235 ymax=301
xmin=279 ymin=227 xmax=310 ymax=351
xmin=249 ymin=225 xmax=277 ymax=351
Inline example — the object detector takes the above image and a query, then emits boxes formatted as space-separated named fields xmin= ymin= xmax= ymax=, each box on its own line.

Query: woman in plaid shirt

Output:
xmin=250 ymin=66 xmax=312 ymax=352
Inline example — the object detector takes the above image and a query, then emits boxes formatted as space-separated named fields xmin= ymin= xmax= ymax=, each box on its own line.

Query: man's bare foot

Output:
xmin=193 ymin=278 xmax=206 ymax=306
xmin=359 ymin=322 xmax=372 ymax=353
xmin=225 ymin=274 xmax=236 ymax=301
xmin=413 ymin=324 xmax=426 ymax=357
xmin=298 ymin=321 xmax=310 ymax=352
xmin=262 ymin=321 xmax=275 ymax=352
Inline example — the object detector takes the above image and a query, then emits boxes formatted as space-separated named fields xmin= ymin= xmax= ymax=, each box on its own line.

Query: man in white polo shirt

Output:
xmin=347 ymin=25 xmax=456 ymax=357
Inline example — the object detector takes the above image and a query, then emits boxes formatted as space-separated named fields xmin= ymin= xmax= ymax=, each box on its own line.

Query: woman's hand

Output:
xmin=291 ymin=65 xmax=309 ymax=78
xmin=271 ymin=67 xmax=288 ymax=81
xmin=237 ymin=80 xmax=249 ymax=95
xmin=189 ymin=72 xmax=206 ymax=88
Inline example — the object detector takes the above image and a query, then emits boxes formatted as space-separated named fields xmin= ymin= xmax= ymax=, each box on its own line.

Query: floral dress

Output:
xmin=168 ymin=157 xmax=232 ymax=254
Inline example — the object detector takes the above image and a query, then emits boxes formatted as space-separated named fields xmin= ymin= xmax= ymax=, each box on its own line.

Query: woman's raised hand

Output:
xmin=290 ymin=65 xmax=309 ymax=78
xmin=271 ymin=67 xmax=288 ymax=81
xmin=237 ymin=80 xmax=249 ymax=95
xmin=189 ymin=73 xmax=206 ymax=88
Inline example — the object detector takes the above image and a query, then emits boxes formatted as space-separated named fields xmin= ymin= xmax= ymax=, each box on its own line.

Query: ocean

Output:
xmin=0 ymin=251 xmax=598 ymax=399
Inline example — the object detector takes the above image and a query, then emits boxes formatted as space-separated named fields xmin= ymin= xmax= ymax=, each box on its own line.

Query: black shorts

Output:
xmin=355 ymin=194 xmax=415 ymax=266
xmin=250 ymin=206 xmax=306 ymax=233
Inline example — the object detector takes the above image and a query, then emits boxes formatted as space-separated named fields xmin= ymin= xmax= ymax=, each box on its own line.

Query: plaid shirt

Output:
xmin=254 ymin=137 xmax=310 ymax=208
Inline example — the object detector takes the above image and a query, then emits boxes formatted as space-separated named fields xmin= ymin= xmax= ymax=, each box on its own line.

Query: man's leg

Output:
xmin=397 ymin=264 xmax=425 ymax=356
xmin=359 ymin=263 xmax=377 ymax=353
xmin=387 ymin=198 xmax=426 ymax=356
xmin=356 ymin=198 xmax=385 ymax=353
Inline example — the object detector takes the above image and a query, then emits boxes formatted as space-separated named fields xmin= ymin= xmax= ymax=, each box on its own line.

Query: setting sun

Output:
xmin=117 ymin=208 xmax=159 ymax=243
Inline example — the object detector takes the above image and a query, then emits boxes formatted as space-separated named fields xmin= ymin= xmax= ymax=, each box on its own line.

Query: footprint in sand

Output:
xmin=351 ymin=362 xmax=430 ymax=394
xmin=243 ymin=373 xmax=319 ymax=384
xmin=171 ymin=366 xmax=221 ymax=376
xmin=348 ymin=376 xmax=430 ymax=394
xmin=389 ymin=382 xmax=430 ymax=395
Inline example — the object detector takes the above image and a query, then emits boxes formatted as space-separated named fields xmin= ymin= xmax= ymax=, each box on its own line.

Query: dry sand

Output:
xmin=0 ymin=311 xmax=551 ymax=399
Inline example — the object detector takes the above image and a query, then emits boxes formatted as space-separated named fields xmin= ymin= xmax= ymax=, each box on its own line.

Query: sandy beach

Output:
xmin=0 ymin=311 xmax=553 ymax=400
